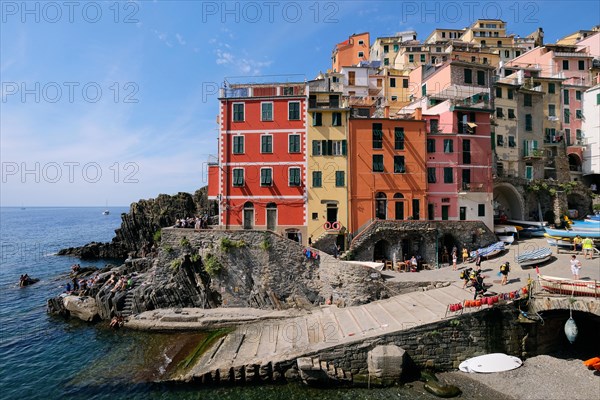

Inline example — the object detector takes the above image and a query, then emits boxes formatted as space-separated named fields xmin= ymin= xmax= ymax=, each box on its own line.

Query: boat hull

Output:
xmin=544 ymin=227 xmax=600 ymax=238
xmin=537 ymin=273 xmax=600 ymax=297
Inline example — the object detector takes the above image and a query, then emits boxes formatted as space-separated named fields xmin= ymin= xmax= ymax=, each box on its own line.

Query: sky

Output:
xmin=1 ymin=0 xmax=599 ymax=207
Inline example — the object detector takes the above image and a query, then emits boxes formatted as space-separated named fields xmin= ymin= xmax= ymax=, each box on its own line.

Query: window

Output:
xmin=497 ymin=134 xmax=504 ymax=146
xmin=393 ymin=44 xmax=399 ymax=52
xmin=233 ymin=103 xmax=244 ymax=122
xmin=403 ymin=79 xmax=409 ymax=88
xmin=358 ymin=40 xmax=364 ymax=45
xmin=261 ymin=135 xmax=273 ymax=153
xmin=464 ymin=68 xmax=473 ymax=84
xmin=496 ymin=87 xmax=502 ymax=98
xmin=478 ymin=204 xmax=485 ymax=217
xmin=515 ymin=51 xmax=521 ymax=57
xmin=496 ymin=107 xmax=504 ymax=118
xmin=233 ymin=136 xmax=244 ymax=154
xmin=394 ymin=156 xmax=405 ymax=173
xmin=427 ymin=139 xmax=436 ymax=152
xmin=576 ymin=109 xmax=583 ymax=119
xmin=288 ymin=102 xmax=300 ymax=120
xmin=261 ymin=102 xmax=273 ymax=121
xmin=394 ymin=127 xmax=405 ymax=150
xmin=358 ymin=51 xmax=364 ymax=58
xmin=335 ymin=171 xmax=345 ymax=187
xmin=443 ymin=167 xmax=453 ymax=183
xmin=283 ymin=87 xmax=295 ymax=95
xmin=348 ymin=71 xmax=355 ymax=85
xmin=576 ymin=90 xmax=582 ymax=101
xmin=289 ymin=168 xmax=301 ymax=186
xmin=548 ymin=83 xmax=555 ymax=94
xmin=427 ymin=167 xmax=436 ymax=183
xmin=332 ymin=112 xmax=342 ymax=126
xmin=443 ymin=139 xmax=453 ymax=153
xmin=508 ymin=108 xmax=515 ymax=119
xmin=372 ymin=123 xmax=383 ymax=149
xmin=576 ymin=129 xmax=583 ymax=141
xmin=373 ymin=155 xmax=384 ymax=172
xmin=578 ymin=60 xmax=585 ymax=70
xmin=508 ymin=136 xmax=516 ymax=147
xmin=421 ymin=84 xmax=426 ymax=96
xmin=383 ymin=45 xmax=389 ymax=53
xmin=562 ymin=60 xmax=569 ymax=70
xmin=524 ymin=93 xmax=532 ymax=107
xmin=564 ymin=109 xmax=570 ymax=124
xmin=312 ymin=171 xmax=322 ymax=187
xmin=597 ymin=93 xmax=600 ymax=105
xmin=332 ymin=140 xmax=347 ymax=156
xmin=312 ymin=213 xmax=319 ymax=220
xmin=525 ymin=114 xmax=532 ymax=131
xmin=390 ymin=78 xmax=396 ymax=88
xmin=564 ymin=89 xmax=570 ymax=105
xmin=504 ymin=50 xmax=509 ymax=58
xmin=430 ymin=119 xmax=439 ymax=133
xmin=477 ymin=70 xmax=485 ymax=85
xmin=507 ymin=89 xmax=514 ymax=99
xmin=384 ymin=58 xmax=389 ymax=66
xmin=409 ymin=54 xmax=414 ymax=62
xmin=312 ymin=140 xmax=323 ymax=155
xmin=391 ymin=96 xmax=398 ymax=101
xmin=420 ymin=54 xmax=426 ymax=62
xmin=548 ymin=104 xmax=556 ymax=117
xmin=288 ymin=134 xmax=300 ymax=153
xmin=233 ymin=169 xmax=244 ymax=187
xmin=260 ymin=168 xmax=272 ymax=186
xmin=312 ymin=112 xmax=322 ymax=126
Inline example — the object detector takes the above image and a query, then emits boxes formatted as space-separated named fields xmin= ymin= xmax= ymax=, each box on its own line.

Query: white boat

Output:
xmin=469 ymin=241 xmax=505 ymax=259
xmin=520 ymin=226 xmax=546 ymax=237
xmin=498 ymin=235 xmax=515 ymax=245
xmin=506 ymin=219 xmax=547 ymax=227
xmin=536 ymin=267 xmax=600 ymax=297
xmin=102 ymin=210 xmax=110 ymax=215
xmin=544 ymin=226 xmax=600 ymax=238
xmin=515 ymin=247 xmax=552 ymax=267
xmin=544 ymin=234 xmax=572 ymax=248
xmin=494 ymin=225 xmax=518 ymax=234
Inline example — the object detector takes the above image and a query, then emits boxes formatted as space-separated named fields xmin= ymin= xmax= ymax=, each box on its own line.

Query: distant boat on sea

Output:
xmin=102 ymin=210 xmax=110 ymax=215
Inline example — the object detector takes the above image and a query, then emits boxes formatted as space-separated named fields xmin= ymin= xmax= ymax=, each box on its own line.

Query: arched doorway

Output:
xmin=375 ymin=192 xmax=387 ymax=220
xmin=393 ymin=193 xmax=404 ymax=220
xmin=266 ymin=202 xmax=277 ymax=231
xmin=373 ymin=239 xmax=390 ymax=261
xmin=568 ymin=153 xmax=582 ymax=173
xmin=243 ymin=202 xmax=254 ymax=229
xmin=492 ymin=183 xmax=524 ymax=220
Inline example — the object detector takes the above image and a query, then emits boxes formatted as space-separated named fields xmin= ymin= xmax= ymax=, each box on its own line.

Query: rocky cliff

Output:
xmin=48 ymin=229 xmax=385 ymax=322
xmin=57 ymin=189 xmax=209 ymax=259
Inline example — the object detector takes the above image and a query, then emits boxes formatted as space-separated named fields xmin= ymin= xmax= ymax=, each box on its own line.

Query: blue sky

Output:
xmin=1 ymin=0 xmax=599 ymax=206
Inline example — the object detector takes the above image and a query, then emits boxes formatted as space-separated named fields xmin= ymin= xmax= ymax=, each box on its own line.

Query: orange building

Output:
xmin=332 ymin=32 xmax=370 ymax=72
xmin=348 ymin=115 xmax=428 ymax=231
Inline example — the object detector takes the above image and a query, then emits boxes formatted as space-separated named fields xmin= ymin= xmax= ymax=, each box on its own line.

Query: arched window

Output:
xmin=266 ymin=203 xmax=277 ymax=231
xmin=375 ymin=192 xmax=387 ymax=220
xmin=393 ymin=193 xmax=404 ymax=220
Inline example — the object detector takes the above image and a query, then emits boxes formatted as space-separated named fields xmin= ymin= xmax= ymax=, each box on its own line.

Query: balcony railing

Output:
xmin=461 ymin=182 xmax=486 ymax=192
xmin=308 ymin=99 xmax=343 ymax=109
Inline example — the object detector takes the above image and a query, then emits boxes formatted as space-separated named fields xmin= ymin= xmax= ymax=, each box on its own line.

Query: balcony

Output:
xmin=461 ymin=182 xmax=486 ymax=192
xmin=308 ymin=98 xmax=345 ymax=109
xmin=523 ymin=149 xmax=544 ymax=159
xmin=220 ymin=84 xmax=306 ymax=99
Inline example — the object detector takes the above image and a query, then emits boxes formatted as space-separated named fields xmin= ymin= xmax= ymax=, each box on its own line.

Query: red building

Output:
xmin=207 ymin=82 xmax=308 ymax=243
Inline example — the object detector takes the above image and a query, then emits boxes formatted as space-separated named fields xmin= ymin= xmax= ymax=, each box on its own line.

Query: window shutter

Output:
xmin=342 ymin=140 xmax=347 ymax=155
xmin=327 ymin=140 xmax=333 ymax=156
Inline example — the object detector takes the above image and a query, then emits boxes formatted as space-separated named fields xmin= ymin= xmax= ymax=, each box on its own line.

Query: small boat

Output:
xmin=494 ymin=225 xmax=518 ymax=234
xmin=544 ymin=233 xmax=572 ymax=248
xmin=520 ymin=226 xmax=546 ymax=237
xmin=544 ymin=226 xmax=600 ymax=238
xmin=516 ymin=247 xmax=552 ymax=267
xmin=506 ymin=219 xmax=547 ymax=227
xmin=498 ymin=235 xmax=515 ymax=245
xmin=585 ymin=214 xmax=600 ymax=222
xmin=536 ymin=267 xmax=600 ymax=297
xmin=469 ymin=241 xmax=505 ymax=259
xmin=102 ymin=210 xmax=110 ymax=215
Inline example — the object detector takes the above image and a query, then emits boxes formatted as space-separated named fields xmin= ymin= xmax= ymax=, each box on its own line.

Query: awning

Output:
xmin=467 ymin=122 xmax=478 ymax=128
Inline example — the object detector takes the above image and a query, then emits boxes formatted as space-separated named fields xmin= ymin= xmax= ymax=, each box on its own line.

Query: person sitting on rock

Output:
xmin=105 ymin=274 xmax=116 ymax=287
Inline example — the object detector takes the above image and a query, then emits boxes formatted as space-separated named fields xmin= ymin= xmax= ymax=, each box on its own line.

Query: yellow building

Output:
xmin=307 ymin=74 xmax=350 ymax=249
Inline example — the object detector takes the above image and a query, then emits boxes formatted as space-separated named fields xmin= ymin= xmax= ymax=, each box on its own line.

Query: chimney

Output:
xmin=414 ymin=107 xmax=422 ymax=120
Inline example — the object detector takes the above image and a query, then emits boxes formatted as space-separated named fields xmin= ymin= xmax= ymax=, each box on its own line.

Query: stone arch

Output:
xmin=373 ymin=239 xmax=391 ymax=261
xmin=493 ymin=182 xmax=525 ymax=220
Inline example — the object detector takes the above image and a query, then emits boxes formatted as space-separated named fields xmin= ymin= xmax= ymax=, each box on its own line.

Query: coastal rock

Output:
xmin=63 ymin=296 xmax=100 ymax=322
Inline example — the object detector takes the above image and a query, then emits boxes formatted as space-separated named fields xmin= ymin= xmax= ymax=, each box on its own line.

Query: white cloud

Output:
xmin=175 ymin=33 xmax=186 ymax=46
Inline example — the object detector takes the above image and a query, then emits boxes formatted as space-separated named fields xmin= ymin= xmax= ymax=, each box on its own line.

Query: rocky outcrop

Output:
xmin=49 ymin=229 xmax=386 ymax=322
xmin=58 ymin=189 xmax=209 ymax=259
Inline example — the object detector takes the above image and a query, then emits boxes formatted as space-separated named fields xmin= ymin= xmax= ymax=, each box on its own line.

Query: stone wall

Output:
xmin=346 ymin=220 xmax=497 ymax=266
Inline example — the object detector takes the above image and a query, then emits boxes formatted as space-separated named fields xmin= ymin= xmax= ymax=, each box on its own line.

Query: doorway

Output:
xmin=266 ymin=202 xmax=277 ymax=231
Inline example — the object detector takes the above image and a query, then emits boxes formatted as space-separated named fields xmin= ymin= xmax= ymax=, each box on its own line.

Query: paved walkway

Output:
xmin=177 ymin=282 xmax=484 ymax=382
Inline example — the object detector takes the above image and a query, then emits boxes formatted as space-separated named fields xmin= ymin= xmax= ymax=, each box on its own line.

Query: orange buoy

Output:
xmin=583 ymin=357 xmax=600 ymax=368
xmin=475 ymin=300 xmax=482 ymax=307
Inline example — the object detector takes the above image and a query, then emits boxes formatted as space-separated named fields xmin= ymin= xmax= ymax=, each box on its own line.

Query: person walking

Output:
xmin=461 ymin=245 xmax=469 ymax=264
xmin=474 ymin=250 xmax=482 ymax=271
xmin=569 ymin=255 xmax=582 ymax=280
xmin=582 ymin=237 xmax=594 ymax=260
xmin=500 ymin=262 xmax=510 ymax=285
xmin=452 ymin=251 xmax=457 ymax=271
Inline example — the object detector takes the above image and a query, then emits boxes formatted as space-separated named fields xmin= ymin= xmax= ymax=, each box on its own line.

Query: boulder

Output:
xmin=367 ymin=345 xmax=406 ymax=385
xmin=63 ymin=296 xmax=100 ymax=322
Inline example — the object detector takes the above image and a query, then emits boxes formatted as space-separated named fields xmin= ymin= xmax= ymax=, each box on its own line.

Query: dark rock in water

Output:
xmin=19 ymin=277 xmax=39 ymax=287
xmin=421 ymin=370 xmax=462 ymax=398
xmin=57 ymin=189 xmax=209 ymax=260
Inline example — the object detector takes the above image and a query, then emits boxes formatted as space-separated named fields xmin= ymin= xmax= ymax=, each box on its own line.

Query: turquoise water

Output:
xmin=1 ymin=207 xmax=450 ymax=399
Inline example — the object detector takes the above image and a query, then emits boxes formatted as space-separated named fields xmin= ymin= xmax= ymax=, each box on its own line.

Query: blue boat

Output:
xmin=544 ymin=226 xmax=600 ymax=238
xmin=469 ymin=241 xmax=505 ymax=259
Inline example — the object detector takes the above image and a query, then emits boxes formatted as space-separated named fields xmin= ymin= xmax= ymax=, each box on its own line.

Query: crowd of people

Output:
xmin=65 ymin=264 xmax=136 ymax=296
xmin=174 ymin=215 xmax=209 ymax=230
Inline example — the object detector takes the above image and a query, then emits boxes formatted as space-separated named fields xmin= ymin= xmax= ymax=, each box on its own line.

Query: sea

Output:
xmin=0 ymin=207 xmax=484 ymax=400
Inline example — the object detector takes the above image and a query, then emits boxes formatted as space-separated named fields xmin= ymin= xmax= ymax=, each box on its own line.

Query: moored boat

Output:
xmin=516 ymin=247 xmax=552 ymax=267
xmin=469 ymin=241 xmax=505 ymax=260
xmin=494 ymin=225 xmax=518 ymax=234
xmin=506 ymin=219 xmax=547 ymax=227
xmin=544 ymin=233 xmax=572 ymax=248
xmin=521 ymin=226 xmax=546 ymax=237
xmin=543 ymin=226 xmax=600 ymax=238
xmin=536 ymin=267 xmax=600 ymax=297
xmin=498 ymin=235 xmax=515 ymax=245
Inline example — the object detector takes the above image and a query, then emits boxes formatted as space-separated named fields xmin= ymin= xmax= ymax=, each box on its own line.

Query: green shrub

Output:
xmin=190 ymin=253 xmax=200 ymax=263
xmin=219 ymin=237 xmax=245 ymax=252
xmin=153 ymin=229 xmax=162 ymax=243
xmin=170 ymin=258 xmax=182 ymax=270
xmin=259 ymin=239 xmax=271 ymax=251
xmin=204 ymin=254 xmax=222 ymax=277
xmin=162 ymin=245 xmax=173 ymax=253
xmin=180 ymin=237 xmax=191 ymax=247
xmin=593 ymin=204 xmax=600 ymax=212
